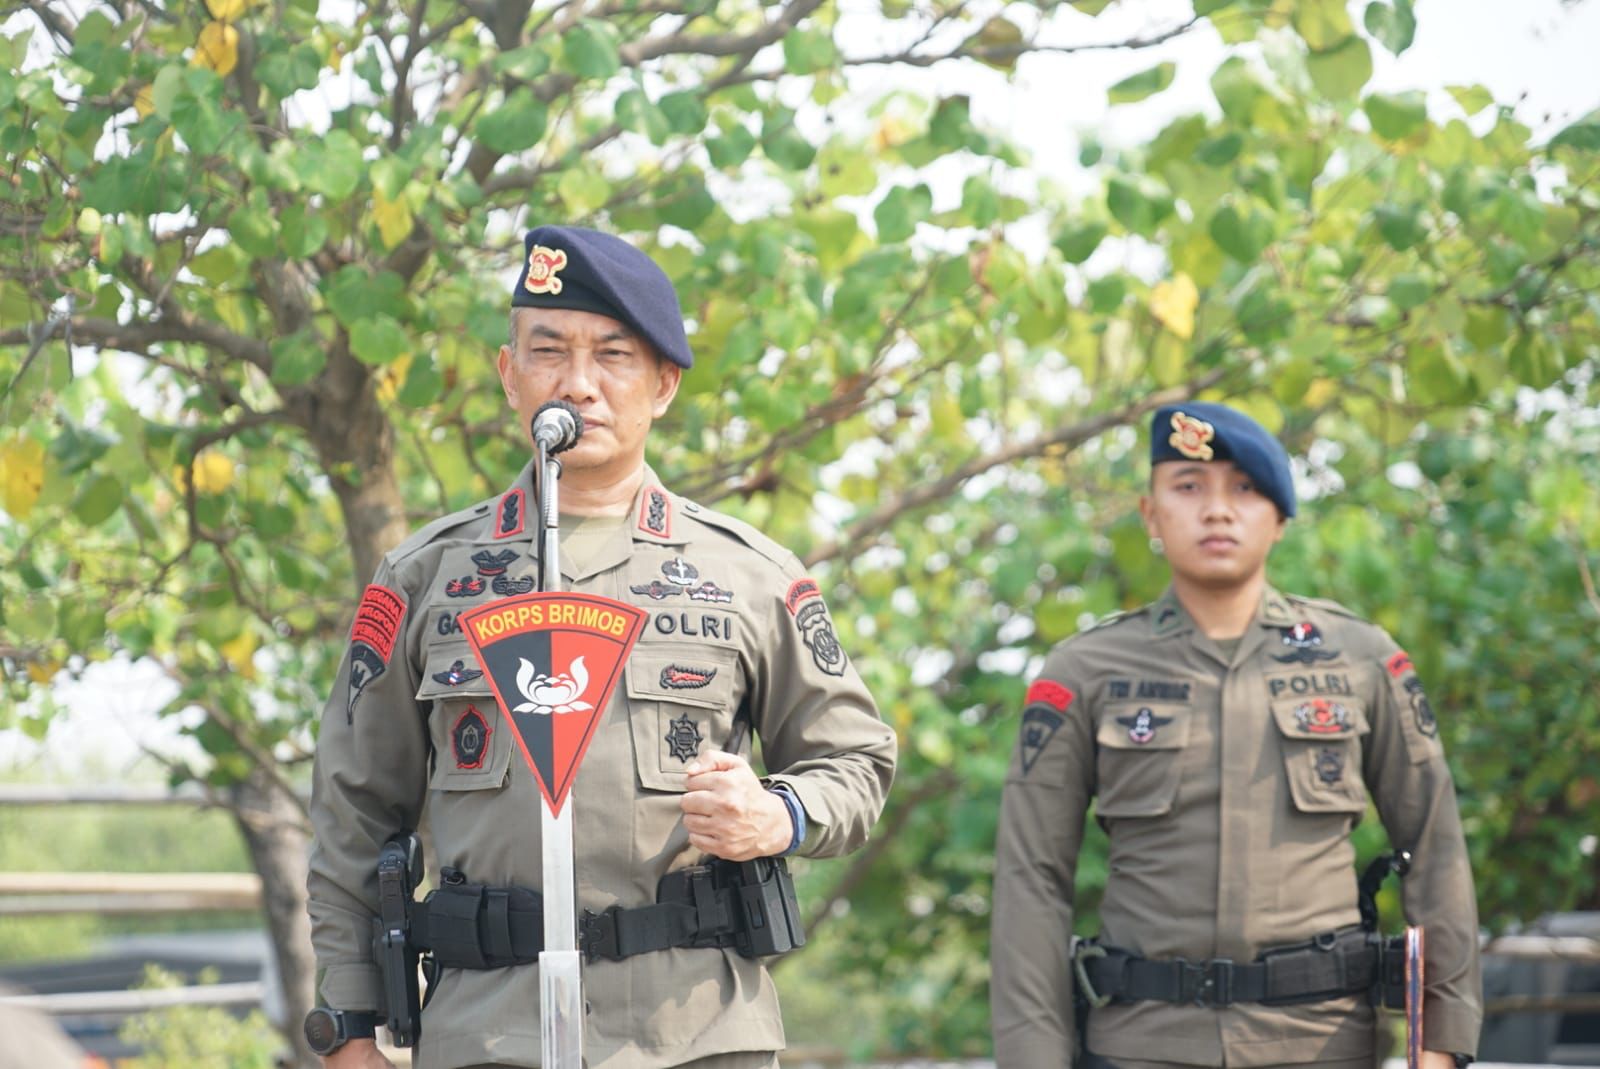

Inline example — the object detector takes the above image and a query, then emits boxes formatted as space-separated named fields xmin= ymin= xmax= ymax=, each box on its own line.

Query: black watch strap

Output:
xmin=1453 ymin=1056 xmax=1474 ymax=1068
xmin=304 ymin=1007 xmax=381 ymax=1055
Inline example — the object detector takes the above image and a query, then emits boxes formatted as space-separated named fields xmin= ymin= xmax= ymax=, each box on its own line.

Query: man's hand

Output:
xmin=1418 ymin=1052 xmax=1459 ymax=1069
xmin=322 ymin=1039 xmax=395 ymax=1069
xmin=679 ymin=750 xmax=793 ymax=861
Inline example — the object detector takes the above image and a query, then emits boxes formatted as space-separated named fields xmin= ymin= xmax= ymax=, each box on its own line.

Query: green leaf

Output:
xmin=150 ymin=64 xmax=184 ymax=120
xmin=1070 ymin=0 xmax=1115 ymax=13
xmin=279 ymin=203 xmax=328 ymax=258
xmin=1306 ymin=34 xmax=1372 ymax=99
xmin=657 ymin=176 xmax=715 ymax=229
xmin=556 ymin=166 xmax=611 ymax=215
xmin=972 ymin=16 xmax=1024 ymax=72
xmin=782 ymin=28 xmax=837 ymax=75
xmin=477 ymin=90 xmax=548 ymax=153
xmin=1195 ymin=0 xmax=1237 ymax=13
xmin=1446 ymin=84 xmax=1494 ymax=116
xmin=270 ymin=331 xmax=327 ymax=386
xmin=1364 ymin=0 xmax=1416 ymax=55
xmin=1086 ymin=274 xmax=1127 ymax=313
xmin=1208 ymin=196 xmax=1274 ymax=262
xmin=1374 ymin=204 xmax=1427 ymax=250
xmin=1194 ymin=132 xmax=1244 ymax=166
xmin=762 ymin=116 xmax=816 ymax=171
xmin=1364 ymin=90 xmax=1428 ymax=140
xmin=817 ymin=140 xmax=877 ymax=198
xmin=563 ymin=20 xmax=620 ymax=80
xmin=928 ymin=96 xmax=980 ymax=152
xmin=1211 ymin=57 xmax=1263 ymax=122
xmin=227 ymin=201 xmax=278 ymax=259
xmin=706 ymin=124 xmax=756 ymax=168
xmin=325 ymin=267 xmax=407 ymax=327
xmin=1106 ymin=174 xmax=1174 ymax=237
xmin=659 ymin=91 xmax=707 ymax=135
xmin=302 ymin=129 xmax=363 ymax=201
xmin=494 ymin=44 xmax=551 ymax=81
xmin=1387 ymin=272 xmax=1432 ymax=310
xmin=874 ymin=184 xmax=932 ymax=243
xmin=1292 ymin=0 xmax=1355 ymax=51
xmin=349 ymin=315 xmax=411 ymax=365
xmin=73 ymin=473 xmax=124 ymax=527
xmin=616 ymin=89 xmax=670 ymax=145
xmin=398 ymin=354 xmax=444 ymax=407
xmin=1054 ymin=219 xmax=1107 ymax=264
xmin=1108 ymin=62 xmax=1176 ymax=105
xmin=188 ymin=244 xmax=247 ymax=286
xmin=1550 ymin=118 xmax=1600 ymax=152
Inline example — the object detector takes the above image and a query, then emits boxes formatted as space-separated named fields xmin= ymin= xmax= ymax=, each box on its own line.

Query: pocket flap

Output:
xmin=625 ymin=648 xmax=737 ymax=711
xmin=1270 ymin=696 xmax=1369 ymax=740
xmin=415 ymin=639 xmax=495 ymax=701
xmin=1097 ymin=704 xmax=1191 ymax=751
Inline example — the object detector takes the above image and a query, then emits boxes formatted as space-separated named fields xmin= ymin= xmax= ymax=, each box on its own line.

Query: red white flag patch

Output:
xmin=1025 ymin=679 xmax=1076 ymax=712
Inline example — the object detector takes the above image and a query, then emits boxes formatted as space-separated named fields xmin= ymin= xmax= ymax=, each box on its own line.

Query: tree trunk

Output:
xmin=231 ymin=769 xmax=318 ymax=1069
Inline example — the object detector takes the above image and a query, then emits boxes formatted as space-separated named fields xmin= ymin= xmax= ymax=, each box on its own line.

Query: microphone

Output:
xmin=532 ymin=400 xmax=584 ymax=455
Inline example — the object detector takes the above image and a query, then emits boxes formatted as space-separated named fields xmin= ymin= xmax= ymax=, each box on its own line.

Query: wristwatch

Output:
xmin=303 ymin=1007 xmax=381 ymax=1056
xmin=1452 ymin=1056 xmax=1474 ymax=1068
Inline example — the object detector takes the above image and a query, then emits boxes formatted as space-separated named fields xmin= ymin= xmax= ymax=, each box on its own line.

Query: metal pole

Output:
xmin=536 ymin=444 xmax=583 ymax=1069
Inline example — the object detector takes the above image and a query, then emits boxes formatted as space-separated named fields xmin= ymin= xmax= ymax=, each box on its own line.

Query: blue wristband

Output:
xmin=769 ymin=785 xmax=806 ymax=856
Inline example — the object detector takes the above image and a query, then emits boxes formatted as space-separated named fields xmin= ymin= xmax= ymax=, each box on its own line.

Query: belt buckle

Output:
xmin=1073 ymin=943 xmax=1113 ymax=1009
xmin=1184 ymin=958 xmax=1234 ymax=1007
xmin=579 ymin=907 xmax=623 ymax=963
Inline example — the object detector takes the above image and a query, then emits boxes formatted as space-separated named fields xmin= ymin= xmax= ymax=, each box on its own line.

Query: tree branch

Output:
xmin=803 ymin=374 xmax=1227 ymax=567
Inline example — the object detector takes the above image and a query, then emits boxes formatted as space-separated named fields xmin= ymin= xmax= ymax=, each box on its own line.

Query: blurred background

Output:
xmin=2 ymin=0 xmax=1598 ymax=1064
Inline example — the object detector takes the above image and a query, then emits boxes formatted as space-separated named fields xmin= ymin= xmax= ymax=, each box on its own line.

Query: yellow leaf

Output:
xmin=219 ymin=630 xmax=259 ymax=679
xmin=1150 ymin=272 xmax=1198 ymax=340
xmin=194 ymin=22 xmax=240 ymax=76
xmin=26 ymin=658 xmax=62 ymax=685
xmin=372 ymin=189 xmax=414 ymax=250
xmin=134 ymin=84 xmax=155 ymax=118
xmin=1 ymin=436 xmax=46 ymax=519
xmin=176 ymin=451 xmax=236 ymax=495
xmin=206 ymin=0 xmax=250 ymax=20
xmin=872 ymin=115 xmax=916 ymax=151
xmin=377 ymin=356 xmax=412 ymax=403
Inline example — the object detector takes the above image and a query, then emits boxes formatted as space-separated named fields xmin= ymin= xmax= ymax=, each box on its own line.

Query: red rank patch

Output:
xmin=1386 ymin=650 xmax=1414 ymax=678
xmin=350 ymin=584 xmax=405 ymax=663
xmin=638 ymin=486 xmax=672 ymax=537
xmin=1025 ymin=679 xmax=1075 ymax=712
xmin=458 ymin=593 xmax=646 ymax=815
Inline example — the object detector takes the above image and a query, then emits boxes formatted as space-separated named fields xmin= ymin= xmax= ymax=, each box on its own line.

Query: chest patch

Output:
xmin=1315 ymin=746 xmax=1345 ymax=785
xmin=664 ymin=713 xmax=703 ymax=763
xmin=660 ymin=664 xmax=717 ymax=689
xmin=1274 ymin=621 xmax=1340 ymax=664
xmin=1115 ymin=707 xmax=1174 ymax=745
xmin=1295 ymin=698 xmax=1353 ymax=735
xmin=451 ymin=707 xmax=491 ymax=769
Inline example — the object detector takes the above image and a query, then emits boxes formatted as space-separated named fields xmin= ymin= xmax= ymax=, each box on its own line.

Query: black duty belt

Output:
xmin=1074 ymin=926 xmax=1381 ymax=1009
xmin=408 ymin=863 xmax=747 ymax=969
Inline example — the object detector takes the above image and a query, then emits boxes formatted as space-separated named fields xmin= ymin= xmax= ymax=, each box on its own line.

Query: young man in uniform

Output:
xmin=305 ymin=226 xmax=897 ymax=1069
xmin=991 ymin=402 xmax=1480 ymax=1068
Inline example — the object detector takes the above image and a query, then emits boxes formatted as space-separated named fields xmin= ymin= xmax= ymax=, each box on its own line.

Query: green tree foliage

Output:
xmin=3 ymin=0 xmax=1599 ymax=1058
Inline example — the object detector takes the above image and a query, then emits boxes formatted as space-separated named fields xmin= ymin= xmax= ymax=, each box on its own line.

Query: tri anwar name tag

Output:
xmin=458 ymin=593 xmax=646 ymax=815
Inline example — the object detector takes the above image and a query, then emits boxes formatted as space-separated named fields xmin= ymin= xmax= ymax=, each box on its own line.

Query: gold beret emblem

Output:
xmin=1168 ymin=410 xmax=1216 ymax=460
xmin=524 ymin=245 xmax=568 ymax=295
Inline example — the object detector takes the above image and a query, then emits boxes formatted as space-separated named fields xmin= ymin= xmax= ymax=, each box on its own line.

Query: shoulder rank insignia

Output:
xmin=494 ymin=489 xmax=526 ymax=539
xmin=638 ymin=486 xmax=672 ymax=538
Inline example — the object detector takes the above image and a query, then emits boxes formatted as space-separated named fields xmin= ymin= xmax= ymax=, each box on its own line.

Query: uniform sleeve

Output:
xmin=305 ymin=560 xmax=431 ymax=1011
xmin=990 ymin=646 xmax=1096 ymax=1069
xmin=1362 ymin=634 xmax=1482 ymax=1058
xmin=752 ymin=570 xmax=896 ymax=859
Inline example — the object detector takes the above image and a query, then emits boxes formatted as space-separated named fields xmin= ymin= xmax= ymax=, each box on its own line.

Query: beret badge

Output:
xmin=524 ymin=244 xmax=569 ymax=295
xmin=1168 ymin=410 xmax=1216 ymax=461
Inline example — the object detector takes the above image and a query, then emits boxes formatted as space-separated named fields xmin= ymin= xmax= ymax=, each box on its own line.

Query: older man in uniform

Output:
xmin=991 ymin=402 xmax=1480 ymax=1068
xmin=305 ymin=226 xmax=897 ymax=1069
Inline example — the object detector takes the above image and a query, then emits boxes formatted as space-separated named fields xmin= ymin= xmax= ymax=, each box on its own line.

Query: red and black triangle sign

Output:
xmin=458 ymin=593 xmax=646 ymax=815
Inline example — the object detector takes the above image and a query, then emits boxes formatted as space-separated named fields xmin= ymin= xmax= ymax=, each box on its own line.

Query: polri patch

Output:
xmin=1024 ymin=679 xmax=1075 ymax=713
xmin=785 ymin=577 xmax=847 ymax=677
xmin=494 ymin=489 xmax=526 ymax=539
xmin=660 ymin=664 xmax=717 ymax=689
xmin=452 ymin=706 xmax=491 ymax=769
xmin=1019 ymin=706 xmax=1064 ymax=773
xmin=1116 ymin=707 xmax=1173 ymax=745
xmin=1295 ymin=697 xmax=1353 ymax=735
xmin=346 ymin=584 xmax=405 ymax=722
xmin=665 ymin=713 xmax=703 ymax=763
xmin=1274 ymin=621 xmax=1340 ymax=664
xmin=432 ymin=659 xmax=484 ymax=687
xmin=1403 ymin=675 xmax=1437 ymax=737
xmin=445 ymin=576 xmax=486 ymax=598
xmin=639 ymin=487 xmax=672 ymax=538
xmin=1315 ymin=747 xmax=1345 ymax=786
xmin=471 ymin=548 xmax=518 ymax=576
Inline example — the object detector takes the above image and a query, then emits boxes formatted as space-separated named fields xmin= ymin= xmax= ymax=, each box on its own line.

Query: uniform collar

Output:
xmin=1149 ymin=583 xmax=1294 ymax=667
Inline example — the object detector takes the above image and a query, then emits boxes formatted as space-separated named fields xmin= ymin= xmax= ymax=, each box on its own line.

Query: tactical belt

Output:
xmin=409 ymin=863 xmax=750 ymax=969
xmin=1075 ymin=925 xmax=1382 ymax=1008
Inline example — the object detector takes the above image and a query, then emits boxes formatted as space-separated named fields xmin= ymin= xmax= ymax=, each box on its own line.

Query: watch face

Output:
xmin=304 ymin=1008 xmax=340 ymax=1055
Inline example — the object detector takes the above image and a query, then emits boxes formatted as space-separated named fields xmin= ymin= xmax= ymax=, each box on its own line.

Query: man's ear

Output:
xmin=1139 ymin=493 xmax=1158 ymax=539
xmin=496 ymin=344 xmax=519 ymax=406
xmin=652 ymin=357 xmax=682 ymax=418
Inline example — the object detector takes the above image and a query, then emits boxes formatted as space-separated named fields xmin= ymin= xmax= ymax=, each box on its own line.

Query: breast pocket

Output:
xmin=415 ymin=638 xmax=511 ymax=792
xmin=623 ymin=646 xmax=741 ymax=793
xmin=1094 ymin=703 xmax=1190 ymax=818
xmin=1269 ymin=696 xmax=1370 ymax=816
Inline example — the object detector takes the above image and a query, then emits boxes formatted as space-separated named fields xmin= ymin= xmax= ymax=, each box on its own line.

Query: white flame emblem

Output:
xmin=513 ymin=656 xmax=592 ymax=715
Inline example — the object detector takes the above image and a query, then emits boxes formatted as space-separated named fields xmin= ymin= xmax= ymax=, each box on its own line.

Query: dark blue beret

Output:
xmin=1150 ymin=401 xmax=1296 ymax=518
xmin=511 ymin=225 xmax=693 ymax=369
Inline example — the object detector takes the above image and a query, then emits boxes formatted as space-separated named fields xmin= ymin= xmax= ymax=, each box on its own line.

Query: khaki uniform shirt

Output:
xmin=307 ymin=464 xmax=897 ymax=1069
xmin=991 ymin=587 xmax=1480 ymax=1067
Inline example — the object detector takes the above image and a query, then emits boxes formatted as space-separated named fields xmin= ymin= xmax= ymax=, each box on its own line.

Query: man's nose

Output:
xmin=556 ymin=351 xmax=600 ymax=402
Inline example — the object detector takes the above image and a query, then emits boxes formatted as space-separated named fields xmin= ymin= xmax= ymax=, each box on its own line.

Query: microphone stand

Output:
xmin=535 ymin=437 xmax=582 ymax=1069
